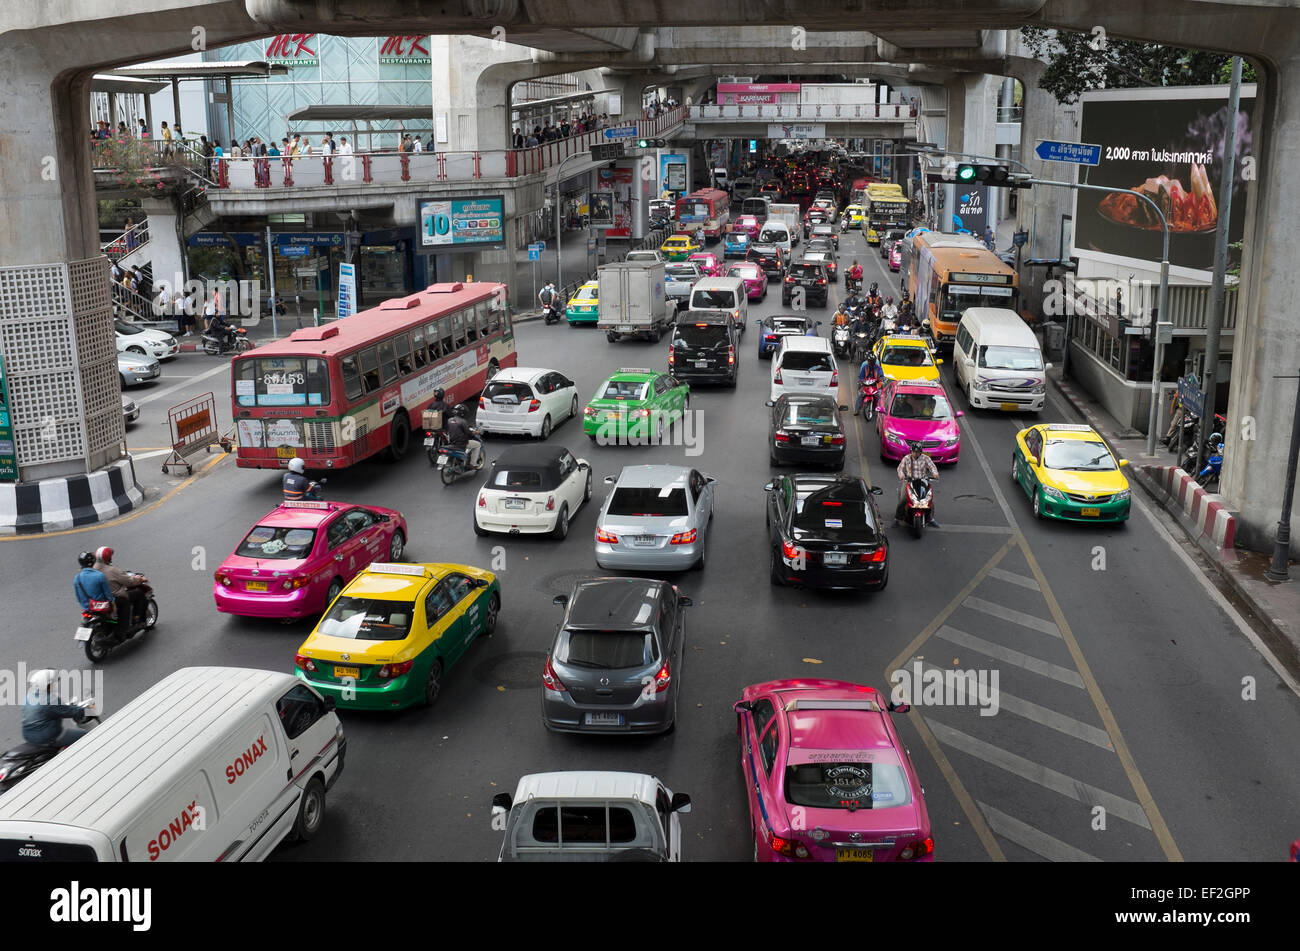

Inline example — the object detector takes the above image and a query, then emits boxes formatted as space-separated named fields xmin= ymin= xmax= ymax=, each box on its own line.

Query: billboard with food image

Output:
xmin=1074 ymin=84 xmax=1255 ymax=275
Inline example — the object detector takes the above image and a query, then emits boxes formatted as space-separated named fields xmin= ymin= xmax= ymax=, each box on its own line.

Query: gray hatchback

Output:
xmin=541 ymin=577 xmax=692 ymax=735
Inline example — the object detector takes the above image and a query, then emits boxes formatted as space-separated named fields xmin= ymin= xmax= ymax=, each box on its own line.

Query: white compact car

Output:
xmin=115 ymin=319 xmax=179 ymax=360
xmin=770 ymin=336 xmax=838 ymax=403
xmin=474 ymin=444 xmax=593 ymax=539
xmin=477 ymin=367 xmax=578 ymax=439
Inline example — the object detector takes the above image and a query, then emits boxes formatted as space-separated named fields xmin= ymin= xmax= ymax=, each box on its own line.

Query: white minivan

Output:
xmin=757 ymin=221 xmax=794 ymax=255
xmin=770 ymin=335 xmax=838 ymax=402
xmin=688 ymin=275 xmax=748 ymax=336
xmin=0 ymin=667 xmax=345 ymax=862
xmin=952 ymin=307 xmax=1048 ymax=412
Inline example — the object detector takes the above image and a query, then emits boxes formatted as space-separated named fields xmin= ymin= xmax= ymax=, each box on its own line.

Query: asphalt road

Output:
xmin=5 ymin=227 xmax=1299 ymax=862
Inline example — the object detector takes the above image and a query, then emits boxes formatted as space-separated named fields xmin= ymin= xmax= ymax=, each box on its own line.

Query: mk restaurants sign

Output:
xmin=262 ymin=34 xmax=431 ymax=67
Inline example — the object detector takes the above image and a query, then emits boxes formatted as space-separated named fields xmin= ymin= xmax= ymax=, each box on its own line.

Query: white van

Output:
xmin=688 ymin=275 xmax=748 ymax=335
xmin=0 ymin=667 xmax=345 ymax=862
xmin=758 ymin=221 xmax=793 ymax=255
xmin=952 ymin=307 xmax=1048 ymax=412
xmin=770 ymin=335 xmax=838 ymax=402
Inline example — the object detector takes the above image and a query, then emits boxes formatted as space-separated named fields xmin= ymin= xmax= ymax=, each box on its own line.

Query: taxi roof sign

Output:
xmin=280 ymin=500 xmax=334 ymax=510
xmin=616 ymin=368 xmax=653 ymax=374
xmin=1045 ymin=424 xmax=1095 ymax=433
xmin=367 ymin=563 xmax=431 ymax=578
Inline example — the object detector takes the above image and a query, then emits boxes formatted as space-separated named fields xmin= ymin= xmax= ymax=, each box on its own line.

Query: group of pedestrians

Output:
xmin=512 ymin=113 xmax=609 ymax=149
xmin=644 ymin=97 xmax=678 ymax=119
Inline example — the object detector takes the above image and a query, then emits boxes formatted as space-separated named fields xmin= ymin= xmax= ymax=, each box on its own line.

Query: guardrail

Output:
xmin=688 ymin=103 xmax=915 ymax=121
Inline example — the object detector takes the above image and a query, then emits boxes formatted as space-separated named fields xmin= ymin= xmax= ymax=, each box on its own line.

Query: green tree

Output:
xmin=1020 ymin=27 xmax=1257 ymax=104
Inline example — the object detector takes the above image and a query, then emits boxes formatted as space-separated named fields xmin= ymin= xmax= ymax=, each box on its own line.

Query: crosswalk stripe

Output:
xmin=987 ymin=566 xmax=1040 ymax=591
xmin=963 ymin=595 xmax=1060 ymax=637
xmin=928 ymin=720 xmax=1152 ymax=829
xmin=977 ymin=801 xmax=1104 ymax=862
xmin=935 ymin=624 xmax=1085 ymax=688
xmin=917 ymin=662 xmax=1112 ymax=749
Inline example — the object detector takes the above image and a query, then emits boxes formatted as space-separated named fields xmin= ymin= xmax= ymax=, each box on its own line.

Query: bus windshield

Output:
xmin=234 ymin=357 xmax=330 ymax=407
xmin=940 ymin=286 xmax=1018 ymax=324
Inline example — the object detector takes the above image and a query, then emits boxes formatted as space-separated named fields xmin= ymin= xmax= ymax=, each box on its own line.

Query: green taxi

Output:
xmin=582 ymin=368 xmax=691 ymax=444
xmin=565 ymin=281 xmax=600 ymax=325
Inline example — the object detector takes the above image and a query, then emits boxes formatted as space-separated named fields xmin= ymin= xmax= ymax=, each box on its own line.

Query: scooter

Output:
xmin=542 ymin=302 xmax=561 ymax=325
xmin=901 ymin=477 xmax=934 ymax=539
xmin=0 ymin=701 xmax=99 ymax=792
xmin=424 ymin=427 xmax=448 ymax=465
xmin=201 ymin=324 xmax=253 ymax=355
xmin=831 ymin=322 xmax=852 ymax=358
xmin=76 ymin=578 xmax=158 ymax=663
xmin=859 ymin=378 xmax=881 ymax=421
xmin=436 ymin=435 xmax=485 ymax=486
xmin=850 ymin=330 xmax=873 ymax=365
xmin=1181 ymin=431 xmax=1223 ymax=475
xmin=845 ymin=276 xmax=862 ymax=296
xmin=1195 ymin=442 xmax=1224 ymax=488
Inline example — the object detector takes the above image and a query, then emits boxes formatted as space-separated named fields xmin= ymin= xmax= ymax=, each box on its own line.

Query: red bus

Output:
xmin=232 ymin=281 xmax=517 ymax=470
xmin=675 ymin=188 xmax=731 ymax=240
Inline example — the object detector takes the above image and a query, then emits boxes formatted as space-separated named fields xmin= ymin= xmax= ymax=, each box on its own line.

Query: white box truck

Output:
xmin=597 ymin=260 xmax=678 ymax=343
xmin=0 ymin=667 xmax=346 ymax=862
xmin=768 ymin=203 xmax=802 ymax=245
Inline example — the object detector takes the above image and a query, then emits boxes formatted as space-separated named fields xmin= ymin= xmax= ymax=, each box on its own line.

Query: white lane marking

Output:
xmin=962 ymin=595 xmax=1061 ymax=637
xmin=933 ymin=524 xmax=1016 ymax=534
xmin=936 ymin=624 xmax=1084 ymax=688
xmin=132 ymin=361 xmax=230 ymax=406
xmin=977 ymin=801 xmax=1104 ymax=862
xmin=129 ymin=449 xmax=174 ymax=460
xmin=954 ymin=397 xmax=1020 ymax=529
xmin=928 ymin=719 xmax=1153 ymax=829
xmin=988 ymin=566 xmax=1041 ymax=590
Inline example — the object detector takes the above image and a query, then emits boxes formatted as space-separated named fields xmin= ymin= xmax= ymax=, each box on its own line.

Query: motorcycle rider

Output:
xmin=445 ymin=404 xmax=484 ymax=470
xmin=282 ymin=457 xmax=320 ymax=501
xmin=21 ymin=669 xmax=92 ymax=749
xmin=73 ymin=550 xmax=114 ymax=619
xmin=896 ymin=441 xmax=940 ymax=527
xmin=880 ymin=296 xmax=899 ymax=324
xmin=856 ymin=350 xmax=884 ymax=413
xmin=93 ymin=546 xmax=146 ymax=627
xmin=538 ymin=280 xmax=558 ymax=319
xmin=204 ymin=306 xmax=231 ymax=355
xmin=847 ymin=260 xmax=863 ymax=290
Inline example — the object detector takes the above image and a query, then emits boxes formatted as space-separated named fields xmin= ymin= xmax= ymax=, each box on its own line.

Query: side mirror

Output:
xmin=671 ymin=792 xmax=693 ymax=814
xmin=734 ymin=700 xmax=753 ymax=714
xmin=887 ymin=701 xmax=911 ymax=713
xmin=869 ymin=485 xmax=883 ymax=495
xmin=955 ymin=410 xmax=965 ymax=417
xmin=839 ymin=404 xmax=849 ymax=411
xmin=1119 ymin=459 xmax=1129 ymax=468
xmin=1044 ymin=362 xmax=1053 ymax=370
xmin=491 ymin=792 xmax=513 ymax=813
xmin=321 ymin=695 xmax=337 ymax=713
xmin=552 ymin=594 xmax=569 ymax=607
xmin=706 ymin=476 xmax=717 ymax=484
xmin=935 ymin=359 xmax=944 ymax=365
xmin=677 ymin=596 xmax=694 ymax=607
xmin=604 ymin=475 xmax=617 ymax=484
xmin=764 ymin=481 xmax=775 ymax=491
xmin=764 ymin=399 xmax=774 ymax=407
xmin=477 ymin=577 xmax=490 ymax=587
xmin=578 ymin=462 xmax=589 ymax=470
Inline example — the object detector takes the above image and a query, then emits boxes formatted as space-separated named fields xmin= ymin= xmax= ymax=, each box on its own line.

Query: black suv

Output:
xmin=781 ymin=262 xmax=829 ymax=308
xmin=747 ymin=243 xmax=785 ymax=280
xmin=669 ymin=315 xmax=739 ymax=387
xmin=766 ymin=472 xmax=889 ymax=591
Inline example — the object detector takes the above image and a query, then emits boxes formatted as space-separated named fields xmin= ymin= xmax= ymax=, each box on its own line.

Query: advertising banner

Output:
xmin=419 ymin=196 xmax=505 ymax=249
xmin=595 ymin=166 xmax=634 ymax=237
xmin=0 ymin=354 xmax=16 ymax=481
xmin=336 ymin=263 xmax=357 ymax=318
xmin=588 ymin=192 xmax=615 ymax=227
xmin=1074 ymin=85 xmax=1256 ymax=274
xmin=717 ymin=82 xmax=800 ymax=105
xmin=659 ymin=153 xmax=688 ymax=194
xmin=768 ymin=124 xmax=826 ymax=140
xmin=951 ymin=185 xmax=989 ymax=238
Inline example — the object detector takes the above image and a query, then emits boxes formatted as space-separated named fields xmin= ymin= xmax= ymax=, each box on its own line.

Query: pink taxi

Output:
xmin=213 ymin=499 xmax=408 ymax=619
xmin=688 ymin=251 xmax=722 ymax=277
xmin=731 ymin=214 xmax=761 ymax=239
xmin=725 ymin=262 xmax=769 ymax=301
xmin=735 ymin=678 xmax=933 ymax=863
xmin=875 ymin=379 xmax=963 ymax=463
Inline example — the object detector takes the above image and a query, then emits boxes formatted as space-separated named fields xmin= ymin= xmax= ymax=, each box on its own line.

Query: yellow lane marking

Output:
xmin=1017 ymin=536 xmax=1185 ymax=862
xmin=883 ymin=534 xmax=1020 ymax=862
xmin=1 ymin=451 xmax=231 ymax=542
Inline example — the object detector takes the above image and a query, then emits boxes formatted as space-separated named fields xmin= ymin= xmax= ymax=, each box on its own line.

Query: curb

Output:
xmin=0 ymin=457 xmax=144 ymax=535
xmin=1130 ymin=464 xmax=1237 ymax=561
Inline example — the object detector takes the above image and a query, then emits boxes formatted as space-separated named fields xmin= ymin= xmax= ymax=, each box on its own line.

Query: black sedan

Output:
xmin=765 ymin=473 xmax=889 ymax=591
xmin=746 ymin=243 xmax=785 ymax=280
xmin=766 ymin=394 xmax=848 ymax=468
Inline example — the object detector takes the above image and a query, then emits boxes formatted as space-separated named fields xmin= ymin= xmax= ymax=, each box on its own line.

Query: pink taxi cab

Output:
xmin=688 ymin=251 xmax=722 ymax=277
xmin=213 ymin=499 xmax=408 ymax=619
xmin=875 ymin=379 xmax=963 ymax=464
xmin=734 ymin=678 xmax=933 ymax=862
xmin=731 ymin=214 xmax=761 ymax=239
xmin=725 ymin=262 xmax=769 ymax=301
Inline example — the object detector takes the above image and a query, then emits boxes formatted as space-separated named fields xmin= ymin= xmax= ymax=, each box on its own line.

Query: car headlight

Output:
xmin=974 ymin=376 xmax=995 ymax=387
xmin=1041 ymin=485 xmax=1066 ymax=500
xmin=128 ymin=365 xmax=148 ymax=373
xmin=884 ymin=428 xmax=906 ymax=443
xmin=1114 ymin=489 xmax=1131 ymax=501
xmin=944 ymin=436 xmax=959 ymax=446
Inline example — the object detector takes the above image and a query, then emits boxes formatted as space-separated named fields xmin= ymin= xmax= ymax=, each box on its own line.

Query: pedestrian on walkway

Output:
xmin=161 ymin=121 xmax=173 ymax=156
xmin=138 ymin=119 xmax=148 ymax=139
xmin=124 ymin=217 xmax=137 ymax=251
xmin=983 ymin=225 xmax=995 ymax=251
xmin=338 ymin=137 xmax=353 ymax=155
xmin=412 ymin=135 xmax=423 ymax=153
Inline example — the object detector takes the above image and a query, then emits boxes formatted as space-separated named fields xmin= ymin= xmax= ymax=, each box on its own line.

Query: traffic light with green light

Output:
xmin=955 ymin=164 xmax=1032 ymax=188
xmin=637 ymin=138 xmax=668 ymax=148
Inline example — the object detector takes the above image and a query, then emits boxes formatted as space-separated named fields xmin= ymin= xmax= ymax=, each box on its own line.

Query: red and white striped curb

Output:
xmin=1139 ymin=464 xmax=1235 ymax=551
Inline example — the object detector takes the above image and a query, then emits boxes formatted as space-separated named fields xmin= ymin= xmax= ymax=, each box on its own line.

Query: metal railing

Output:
xmin=101 ymin=220 xmax=150 ymax=261
xmin=688 ymin=102 xmax=915 ymax=121
xmin=996 ymin=106 xmax=1024 ymax=123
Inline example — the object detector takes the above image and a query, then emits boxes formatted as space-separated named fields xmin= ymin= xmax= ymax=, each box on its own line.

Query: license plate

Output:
xmin=504 ymin=498 xmax=527 ymax=510
xmin=277 ymin=447 xmax=298 ymax=459
xmin=695 ymin=361 xmax=709 ymax=368
xmin=1081 ymin=507 xmax=1101 ymax=517
xmin=837 ymin=848 xmax=874 ymax=862
xmin=585 ymin=712 xmax=624 ymax=726
xmin=797 ymin=377 xmax=814 ymax=386
xmin=436 ymin=456 xmax=448 ymax=466
xmin=824 ymin=552 xmax=848 ymax=565
xmin=333 ymin=666 xmax=360 ymax=680
xmin=634 ymin=534 xmax=658 ymax=546
xmin=423 ymin=437 xmax=435 ymax=447
xmin=496 ymin=404 xmax=515 ymax=413
xmin=802 ymin=435 xmax=822 ymax=447
xmin=617 ymin=325 xmax=633 ymax=332
xmin=74 ymin=627 xmax=93 ymax=642
xmin=245 ymin=581 xmax=268 ymax=592
xmin=1000 ymin=402 xmax=1019 ymax=412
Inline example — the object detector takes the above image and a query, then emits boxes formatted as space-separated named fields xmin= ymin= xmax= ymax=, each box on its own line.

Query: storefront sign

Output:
xmin=718 ymin=82 xmax=799 ymax=104
xmin=0 ymin=354 xmax=16 ymax=481
xmin=265 ymin=34 xmax=318 ymax=67
xmin=418 ymin=196 xmax=505 ymax=249
xmin=188 ymin=232 xmax=261 ymax=247
xmin=276 ymin=233 xmax=345 ymax=248
xmin=379 ymin=35 xmax=430 ymax=63
xmin=768 ymin=124 xmax=826 ymax=140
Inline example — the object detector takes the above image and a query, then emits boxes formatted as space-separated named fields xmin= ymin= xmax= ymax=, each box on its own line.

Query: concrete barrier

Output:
xmin=1135 ymin=464 xmax=1236 ymax=555
xmin=0 ymin=457 xmax=144 ymax=535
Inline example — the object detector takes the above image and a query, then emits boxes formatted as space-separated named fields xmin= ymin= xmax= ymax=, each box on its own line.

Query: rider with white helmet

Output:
xmin=22 ymin=669 xmax=92 ymax=749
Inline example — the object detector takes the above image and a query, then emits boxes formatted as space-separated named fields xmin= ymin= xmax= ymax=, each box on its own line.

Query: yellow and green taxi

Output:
xmin=1012 ymin=423 xmax=1131 ymax=522
xmin=661 ymin=234 xmax=701 ymax=261
xmin=875 ymin=334 xmax=942 ymax=383
xmin=582 ymin=368 xmax=690 ymax=443
xmin=843 ymin=204 xmax=866 ymax=228
xmin=293 ymin=561 xmax=500 ymax=710
xmin=865 ymin=222 xmax=885 ymax=244
xmin=566 ymin=280 xmax=600 ymax=324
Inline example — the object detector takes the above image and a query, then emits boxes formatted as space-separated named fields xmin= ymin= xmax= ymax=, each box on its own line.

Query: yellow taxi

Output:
xmin=661 ymin=234 xmax=701 ymax=261
xmin=565 ymin=280 xmax=600 ymax=324
xmin=843 ymin=204 xmax=866 ymax=227
xmin=874 ymin=334 xmax=942 ymax=383
xmin=1011 ymin=423 xmax=1131 ymax=523
xmin=293 ymin=562 xmax=501 ymax=710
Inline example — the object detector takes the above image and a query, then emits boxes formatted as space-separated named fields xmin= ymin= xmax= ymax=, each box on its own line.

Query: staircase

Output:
xmin=101 ymin=219 xmax=151 ymax=268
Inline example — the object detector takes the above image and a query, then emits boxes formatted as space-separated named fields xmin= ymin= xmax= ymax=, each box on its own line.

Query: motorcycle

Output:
xmin=283 ymin=476 xmax=326 ymax=502
xmin=851 ymin=330 xmax=873 ymax=365
xmin=1195 ymin=442 xmax=1224 ymax=489
xmin=424 ymin=427 xmax=448 ymax=465
xmin=845 ymin=276 xmax=862 ymax=296
xmin=76 ymin=577 xmax=158 ymax=663
xmin=436 ymin=434 xmax=485 ymax=486
xmin=901 ymin=477 xmax=934 ymax=539
xmin=831 ymin=323 xmax=852 ymax=358
xmin=542 ymin=301 xmax=561 ymax=325
xmin=1180 ymin=431 xmax=1223 ymax=475
xmin=201 ymin=323 xmax=253 ymax=356
xmin=0 ymin=700 xmax=99 ymax=792
xmin=858 ymin=377 xmax=881 ymax=421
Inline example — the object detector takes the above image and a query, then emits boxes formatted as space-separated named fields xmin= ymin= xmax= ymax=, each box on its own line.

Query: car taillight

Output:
xmin=817 ymin=278 xmax=826 ymax=285
xmin=781 ymin=539 xmax=804 ymax=561
xmin=728 ymin=345 xmax=735 ymax=365
xmin=859 ymin=546 xmax=888 ymax=563
xmin=214 ymin=570 xmax=231 ymax=587
xmin=377 ymin=660 xmax=414 ymax=680
xmin=668 ymin=346 xmax=675 ymax=365
xmin=542 ymin=657 xmax=567 ymax=692
xmin=774 ymin=431 xmax=790 ymax=443
xmin=768 ymin=833 xmax=810 ymax=858
xmin=829 ymin=370 xmax=838 ymax=387
xmin=583 ymin=406 xmax=596 ymax=418
xmin=669 ymin=529 xmax=697 ymax=545
xmin=280 ymin=576 xmax=308 ymax=590
xmin=830 ymin=434 xmax=846 ymax=446
xmin=527 ymin=398 xmax=541 ymax=413
xmin=765 ymin=333 xmax=777 ymax=341
xmin=545 ymin=495 xmax=555 ymax=511
xmin=774 ymin=368 xmax=782 ymax=384
xmin=294 ymin=653 xmax=317 ymax=674
xmin=478 ymin=494 xmax=486 ymax=507
xmin=596 ymin=528 xmax=619 ymax=543
xmin=653 ymin=660 xmax=671 ymax=692
xmin=785 ymin=276 xmax=794 ymax=283
xmin=478 ymin=396 xmax=486 ymax=410
xmin=899 ymin=837 xmax=934 ymax=860
xmin=640 ymin=409 xmax=651 ymax=418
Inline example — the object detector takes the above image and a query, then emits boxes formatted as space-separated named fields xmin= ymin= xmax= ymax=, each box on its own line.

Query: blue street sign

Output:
xmin=533 ymin=240 xmax=546 ymax=251
xmin=528 ymin=247 xmax=540 ymax=261
xmin=279 ymin=245 xmax=311 ymax=257
xmin=1035 ymin=140 xmax=1102 ymax=166
xmin=1178 ymin=375 xmax=1206 ymax=420
xmin=604 ymin=126 xmax=639 ymax=140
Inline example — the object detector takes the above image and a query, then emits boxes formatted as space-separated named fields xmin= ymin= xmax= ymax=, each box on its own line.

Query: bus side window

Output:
xmin=426 ymin=321 xmax=443 ymax=360
xmin=234 ymin=359 xmax=257 ymax=406
xmin=486 ymin=300 xmax=502 ymax=335
xmin=341 ymin=354 xmax=364 ymax=401
xmin=501 ymin=310 xmax=512 ymax=337
xmin=395 ymin=333 xmax=414 ymax=376
xmin=411 ymin=328 xmax=428 ymax=368
xmin=378 ymin=339 xmax=398 ymax=385
xmin=464 ymin=305 xmax=479 ymax=344
xmin=439 ymin=316 xmax=454 ymax=356
xmin=358 ymin=347 xmax=381 ymax=393
xmin=451 ymin=313 xmax=466 ymax=351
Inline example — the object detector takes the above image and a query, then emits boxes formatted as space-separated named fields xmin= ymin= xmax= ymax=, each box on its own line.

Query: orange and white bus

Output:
xmin=908 ymin=232 xmax=1018 ymax=351
xmin=675 ymin=188 xmax=731 ymax=241
xmin=232 ymin=281 xmax=517 ymax=470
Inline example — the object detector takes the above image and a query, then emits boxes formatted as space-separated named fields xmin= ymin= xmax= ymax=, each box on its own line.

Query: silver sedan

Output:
xmin=118 ymin=351 xmax=161 ymax=387
xmin=594 ymin=465 xmax=715 ymax=572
